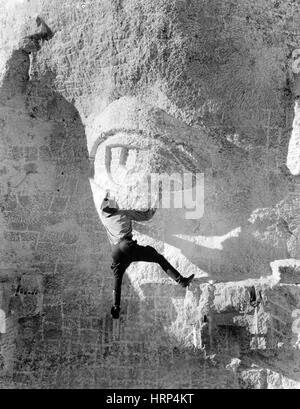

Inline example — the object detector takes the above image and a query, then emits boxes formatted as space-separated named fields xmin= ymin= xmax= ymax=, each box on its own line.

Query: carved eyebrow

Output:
xmin=104 ymin=143 xmax=148 ymax=150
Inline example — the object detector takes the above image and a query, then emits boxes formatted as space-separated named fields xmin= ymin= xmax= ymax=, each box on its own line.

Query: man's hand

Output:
xmin=147 ymin=208 xmax=156 ymax=217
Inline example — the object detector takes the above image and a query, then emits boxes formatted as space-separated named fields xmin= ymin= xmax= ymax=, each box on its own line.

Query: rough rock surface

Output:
xmin=287 ymin=101 xmax=300 ymax=176
xmin=0 ymin=0 xmax=300 ymax=389
xmin=271 ymin=259 xmax=300 ymax=283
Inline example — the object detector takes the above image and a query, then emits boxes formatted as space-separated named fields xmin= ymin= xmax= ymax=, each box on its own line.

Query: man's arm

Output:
xmin=122 ymin=208 xmax=156 ymax=222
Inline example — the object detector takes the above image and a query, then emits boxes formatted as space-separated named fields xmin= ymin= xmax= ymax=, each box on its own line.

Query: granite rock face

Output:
xmin=181 ymin=275 xmax=300 ymax=389
xmin=287 ymin=101 xmax=300 ymax=176
xmin=0 ymin=0 xmax=300 ymax=389
xmin=287 ymin=67 xmax=300 ymax=176
xmin=271 ymin=259 xmax=300 ymax=284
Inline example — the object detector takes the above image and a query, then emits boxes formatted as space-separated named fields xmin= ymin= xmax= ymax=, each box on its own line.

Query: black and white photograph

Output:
xmin=0 ymin=0 xmax=300 ymax=393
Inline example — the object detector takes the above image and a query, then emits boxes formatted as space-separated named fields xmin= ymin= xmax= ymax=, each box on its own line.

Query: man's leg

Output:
xmin=129 ymin=242 xmax=194 ymax=287
xmin=111 ymin=261 xmax=129 ymax=318
xmin=110 ymin=243 xmax=130 ymax=318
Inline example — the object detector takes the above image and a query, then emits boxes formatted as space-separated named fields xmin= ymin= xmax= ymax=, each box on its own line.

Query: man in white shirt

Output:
xmin=89 ymin=159 xmax=194 ymax=319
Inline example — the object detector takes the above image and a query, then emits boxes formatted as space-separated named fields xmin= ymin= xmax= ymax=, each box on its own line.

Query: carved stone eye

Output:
xmin=93 ymin=133 xmax=155 ymax=191
xmin=106 ymin=145 xmax=145 ymax=185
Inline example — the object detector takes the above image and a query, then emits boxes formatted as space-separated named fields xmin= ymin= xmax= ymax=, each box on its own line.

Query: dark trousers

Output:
xmin=111 ymin=239 xmax=183 ymax=307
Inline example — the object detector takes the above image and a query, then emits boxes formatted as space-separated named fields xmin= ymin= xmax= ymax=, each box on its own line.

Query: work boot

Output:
xmin=180 ymin=274 xmax=195 ymax=288
xmin=111 ymin=305 xmax=120 ymax=319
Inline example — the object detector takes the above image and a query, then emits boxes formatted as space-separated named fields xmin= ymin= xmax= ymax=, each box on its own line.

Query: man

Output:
xmin=89 ymin=159 xmax=195 ymax=319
